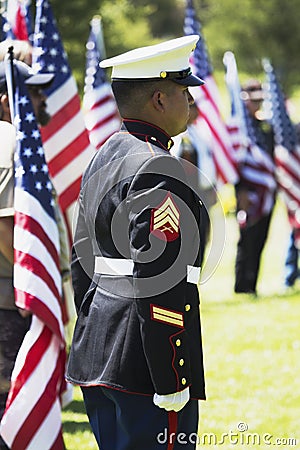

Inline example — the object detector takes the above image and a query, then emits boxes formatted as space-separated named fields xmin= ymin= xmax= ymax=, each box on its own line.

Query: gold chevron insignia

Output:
xmin=152 ymin=195 xmax=179 ymax=233
xmin=151 ymin=304 xmax=184 ymax=328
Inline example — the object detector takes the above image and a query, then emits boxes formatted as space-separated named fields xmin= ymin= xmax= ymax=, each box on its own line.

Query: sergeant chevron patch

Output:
xmin=150 ymin=192 xmax=180 ymax=241
xmin=150 ymin=304 xmax=184 ymax=328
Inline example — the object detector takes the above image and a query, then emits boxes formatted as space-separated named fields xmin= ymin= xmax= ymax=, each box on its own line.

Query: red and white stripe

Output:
xmin=40 ymin=77 xmax=96 ymax=218
xmin=83 ymin=82 xmax=120 ymax=151
xmin=227 ymin=115 xmax=276 ymax=218
xmin=275 ymin=144 xmax=300 ymax=245
xmin=190 ymin=74 xmax=239 ymax=185
xmin=6 ymin=0 xmax=29 ymax=40
xmin=0 ymin=189 xmax=66 ymax=450
xmin=275 ymin=145 xmax=300 ymax=207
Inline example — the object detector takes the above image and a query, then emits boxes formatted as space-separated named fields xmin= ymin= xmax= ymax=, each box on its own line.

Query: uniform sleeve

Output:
xmin=71 ymin=194 xmax=95 ymax=313
xmin=127 ymin=154 xmax=201 ymax=395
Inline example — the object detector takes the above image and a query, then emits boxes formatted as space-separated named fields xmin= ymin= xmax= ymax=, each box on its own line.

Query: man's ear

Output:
xmin=152 ymin=90 xmax=165 ymax=112
xmin=0 ymin=93 xmax=10 ymax=119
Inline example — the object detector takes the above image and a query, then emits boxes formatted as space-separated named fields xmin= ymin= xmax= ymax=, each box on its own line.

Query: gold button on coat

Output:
xmin=181 ymin=377 xmax=187 ymax=385
xmin=179 ymin=358 xmax=184 ymax=366
xmin=185 ymin=304 xmax=191 ymax=312
xmin=175 ymin=339 xmax=181 ymax=347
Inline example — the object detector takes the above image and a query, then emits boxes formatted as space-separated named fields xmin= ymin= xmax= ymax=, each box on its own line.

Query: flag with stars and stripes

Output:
xmin=4 ymin=0 xmax=31 ymax=40
xmin=223 ymin=51 xmax=276 ymax=225
xmin=0 ymin=59 xmax=66 ymax=450
xmin=32 ymin=0 xmax=95 ymax=237
xmin=184 ymin=0 xmax=239 ymax=185
xmin=83 ymin=16 xmax=120 ymax=150
xmin=263 ymin=59 xmax=300 ymax=246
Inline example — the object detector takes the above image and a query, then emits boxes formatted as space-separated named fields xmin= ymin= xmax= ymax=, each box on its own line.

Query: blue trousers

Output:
xmin=81 ymin=385 xmax=199 ymax=450
xmin=284 ymin=230 xmax=299 ymax=287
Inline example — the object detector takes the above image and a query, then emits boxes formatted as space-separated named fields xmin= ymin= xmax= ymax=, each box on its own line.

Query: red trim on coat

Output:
xmin=67 ymin=380 xmax=153 ymax=397
xmin=169 ymin=329 xmax=185 ymax=390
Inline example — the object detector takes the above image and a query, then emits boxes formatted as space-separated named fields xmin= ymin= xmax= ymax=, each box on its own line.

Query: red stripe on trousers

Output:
xmin=167 ymin=411 xmax=178 ymax=450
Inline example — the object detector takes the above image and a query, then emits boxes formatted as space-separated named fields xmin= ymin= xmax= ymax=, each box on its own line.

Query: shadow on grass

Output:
xmin=63 ymin=399 xmax=86 ymax=414
xmin=63 ymin=420 xmax=91 ymax=434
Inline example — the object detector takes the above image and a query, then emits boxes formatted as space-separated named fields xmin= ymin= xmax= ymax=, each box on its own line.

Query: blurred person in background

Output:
xmin=234 ymin=79 xmax=276 ymax=296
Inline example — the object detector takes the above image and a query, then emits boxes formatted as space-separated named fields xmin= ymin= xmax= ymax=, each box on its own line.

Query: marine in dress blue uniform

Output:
xmin=66 ymin=35 xmax=206 ymax=450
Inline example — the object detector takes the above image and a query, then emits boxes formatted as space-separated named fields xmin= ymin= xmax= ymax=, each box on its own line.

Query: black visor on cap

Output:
xmin=0 ymin=60 xmax=54 ymax=92
xmin=111 ymin=68 xmax=205 ymax=86
xmin=25 ymin=73 xmax=54 ymax=89
xmin=16 ymin=61 xmax=55 ymax=88
xmin=159 ymin=68 xmax=204 ymax=87
xmin=172 ymin=73 xmax=204 ymax=87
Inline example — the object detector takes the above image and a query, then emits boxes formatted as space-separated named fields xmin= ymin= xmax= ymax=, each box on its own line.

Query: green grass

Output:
xmin=62 ymin=390 xmax=97 ymax=449
xmin=62 ymin=196 xmax=300 ymax=450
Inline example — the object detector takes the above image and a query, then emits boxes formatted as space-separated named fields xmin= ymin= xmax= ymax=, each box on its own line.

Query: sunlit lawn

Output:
xmin=62 ymin=195 xmax=300 ymax=450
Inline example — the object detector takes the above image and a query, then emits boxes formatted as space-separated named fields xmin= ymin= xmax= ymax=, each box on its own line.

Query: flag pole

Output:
xmin=223 ymin=50 xmax=248 ymax=145
xmin=4 ymin=45 xmax=15 ymax=122
xmin=90 ymin=15 xmax=106 ymax=60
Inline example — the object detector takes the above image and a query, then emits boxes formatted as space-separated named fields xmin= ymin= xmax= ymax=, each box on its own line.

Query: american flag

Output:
xmin=32 ymin=0 xmax=95 ymax=235
xmin=83 ymin=16 xmax=120 ymax=150
xmin=184 ymin=0 xmax=239 ymax=185
xmin=4 ymin=0 xmax=31 ymax=40
xmin=0 ymin=58 xmax=66 ymax=450
xmin=223 ymin=51 xmax=276 ymax=224
xmin=263 ymin=59 xmax=300 ymax=246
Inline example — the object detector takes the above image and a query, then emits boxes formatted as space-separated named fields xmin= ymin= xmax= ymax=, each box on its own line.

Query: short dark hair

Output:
xmin=111 ymin=79 xmax=174 ymax=117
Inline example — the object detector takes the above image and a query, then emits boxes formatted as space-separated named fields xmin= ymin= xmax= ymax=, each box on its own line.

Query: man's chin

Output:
xmin=172 ymin=125 xmax=187 ymax=138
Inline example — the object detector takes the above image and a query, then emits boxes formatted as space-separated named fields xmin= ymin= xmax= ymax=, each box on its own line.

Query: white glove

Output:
xmin=153 ymin=387 xmax=190 ymax=412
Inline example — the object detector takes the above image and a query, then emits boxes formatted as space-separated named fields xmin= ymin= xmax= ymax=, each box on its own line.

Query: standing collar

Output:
xmin=121 ymin=119 xmax=174 ymax=151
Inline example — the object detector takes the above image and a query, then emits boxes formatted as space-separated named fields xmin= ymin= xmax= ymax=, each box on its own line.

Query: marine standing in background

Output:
xmin=234 ymin=79 xmax=276 ymax=296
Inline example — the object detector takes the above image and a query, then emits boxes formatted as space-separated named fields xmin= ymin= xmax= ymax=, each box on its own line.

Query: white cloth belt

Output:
xmin=94 ymin=256 xmax=201 ymax=285
xmin=186 ymin=264 xmax=201 ymax=284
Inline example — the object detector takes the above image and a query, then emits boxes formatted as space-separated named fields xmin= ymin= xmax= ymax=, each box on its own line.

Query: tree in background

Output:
xmin=49 ymin=0 xmax=156 ymax=94
xmin=201 ymin=0 xmax=300 ymax=95
xmin=33 ymin=0 xmax=300 ymax=97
